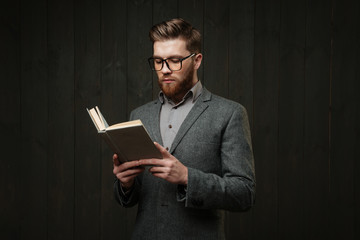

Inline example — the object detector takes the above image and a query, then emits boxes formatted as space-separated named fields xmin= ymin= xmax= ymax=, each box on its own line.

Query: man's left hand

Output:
xmin=139 ymin=142 xmax=188 ymax=185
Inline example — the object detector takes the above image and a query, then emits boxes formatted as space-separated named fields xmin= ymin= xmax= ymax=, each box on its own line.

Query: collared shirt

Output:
xmin=159 ymin=81 xmax=203 ymax=151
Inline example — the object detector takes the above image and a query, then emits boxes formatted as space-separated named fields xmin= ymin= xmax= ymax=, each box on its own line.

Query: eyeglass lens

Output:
xmin=150 ymin=58 xmax=182 ymax=71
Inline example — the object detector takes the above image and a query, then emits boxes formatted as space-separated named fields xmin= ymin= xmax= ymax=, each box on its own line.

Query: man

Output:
xmin=113 ymin=18 xmax=255 ymax=239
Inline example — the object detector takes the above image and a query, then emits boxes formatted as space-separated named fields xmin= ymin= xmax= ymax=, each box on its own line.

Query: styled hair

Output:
xmin=149 ymin=18 xmax=201 ymax=53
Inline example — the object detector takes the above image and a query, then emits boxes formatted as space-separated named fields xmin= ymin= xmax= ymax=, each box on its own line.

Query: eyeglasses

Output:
xmin=148 ymin=53 xmax=196 ymax=71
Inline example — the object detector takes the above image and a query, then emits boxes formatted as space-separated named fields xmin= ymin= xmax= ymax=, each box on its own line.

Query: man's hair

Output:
xmin=149 ymin=18 xmax=201 ymax=53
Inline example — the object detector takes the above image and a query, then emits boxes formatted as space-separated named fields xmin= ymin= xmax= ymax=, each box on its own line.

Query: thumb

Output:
xmin=113 ymin=154 xmax=120 ymax=166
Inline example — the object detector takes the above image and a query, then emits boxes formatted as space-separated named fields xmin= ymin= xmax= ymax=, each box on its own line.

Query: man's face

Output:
xmin=153 ymin=38 xmax=201 ymax=103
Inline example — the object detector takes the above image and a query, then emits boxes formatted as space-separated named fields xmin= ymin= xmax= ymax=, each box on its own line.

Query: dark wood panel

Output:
xmin=203 ymin=0 xmax=229 ymax=97
xmin=0 ymin=0 xmax=21 ymax=239
xmin=127 ymin=0 xmax=153 ymax=115
xmin=47 ymin=0 xmax=75 ymax=239
xmin=330 ymin=0 xmax=359 ymax=239
xmin=74 ymin=0 xmax=102 ymax=239
xmin=252 ymin=0 xmax=281 ymax=239
xmin=153 ymin=0 xmax=178 ymax=21
xmin=100 ymin=0 xmax=131 ymax=239
xmin=303 ymin=0 xmax=331 ymax=238
xmin=277 ymin=1 xmax=306 ymax=239
xmin=228 ymin=0 xmax=254 ymax=121
xmin=19 ymin=0 xmax=48 ymax=239
xmin=226 ymin=0 xmax=255 ymax=239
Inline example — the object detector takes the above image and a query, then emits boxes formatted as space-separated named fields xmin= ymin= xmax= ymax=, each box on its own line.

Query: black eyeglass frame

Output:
xmin=148 ymin=53 xmax=196 ymax=71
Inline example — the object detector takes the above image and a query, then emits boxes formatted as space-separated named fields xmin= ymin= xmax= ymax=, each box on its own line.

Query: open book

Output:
xmin=87 ymin=106 xmax=162 ymax=163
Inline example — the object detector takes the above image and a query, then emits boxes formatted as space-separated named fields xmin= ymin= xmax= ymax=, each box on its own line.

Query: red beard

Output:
xmin=158 ymin=66 xmax=195 ymax=103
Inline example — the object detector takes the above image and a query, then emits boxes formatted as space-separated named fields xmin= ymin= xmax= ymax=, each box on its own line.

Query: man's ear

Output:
xmin=194 ymin=53 xmax=203 ymax=70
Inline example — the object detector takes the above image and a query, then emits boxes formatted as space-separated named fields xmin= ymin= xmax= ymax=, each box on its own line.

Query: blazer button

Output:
xmin=168 ymin=124 xmax=172 ymax=129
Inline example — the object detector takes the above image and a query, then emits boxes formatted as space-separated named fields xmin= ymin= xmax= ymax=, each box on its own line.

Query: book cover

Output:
xmin=87 ymin=106 xmax=162 ymax=163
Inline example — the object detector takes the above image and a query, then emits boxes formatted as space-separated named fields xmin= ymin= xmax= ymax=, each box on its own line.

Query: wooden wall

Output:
xmin=1 ymin=0 xmax=359 ymax=239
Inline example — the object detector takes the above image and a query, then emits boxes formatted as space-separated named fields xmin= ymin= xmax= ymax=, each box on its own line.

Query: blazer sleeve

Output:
xmin=114 ymin=176 xmax=141 ymax=208
xmin=181 ymin=105 xmax=256 ymax=211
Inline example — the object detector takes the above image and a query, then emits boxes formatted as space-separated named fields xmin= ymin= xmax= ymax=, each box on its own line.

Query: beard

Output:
xmin=158 ymin=66 xmax=195 ymax=103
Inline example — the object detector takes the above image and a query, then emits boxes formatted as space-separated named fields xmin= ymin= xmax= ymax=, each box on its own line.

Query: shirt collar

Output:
xmin=158 ymin=81 xmax=203 ymax=105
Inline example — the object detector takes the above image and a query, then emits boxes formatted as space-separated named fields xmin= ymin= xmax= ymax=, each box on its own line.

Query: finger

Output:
xmin=150 ymin=172 xmax=168 ymax=181
xmin=149 ymin=164 xmax=171 ymax=172
xmin=116 ymin=166 xmax=145 ymax=179
xmin=118 ymin=160 xmax=142 ymax=171
xmin=139 ymin=158 xmax=164 ymax=166
xmin=154 ymin=142 xmax=171 ymax=157
xmin=148 ymin=166 xmax=162 ymax=173
xmin=113 ymin=154 xmax=120 ymax=166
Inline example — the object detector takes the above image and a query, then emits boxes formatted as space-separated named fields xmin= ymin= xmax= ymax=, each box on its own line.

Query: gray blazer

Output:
xmin=114 ymin=88 xmax=256 ymax=240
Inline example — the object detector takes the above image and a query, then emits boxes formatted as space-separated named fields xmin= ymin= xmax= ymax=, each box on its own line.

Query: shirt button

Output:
xmin=168 ymin=124 xmax=172 ymax=129
xmin=166 ymin=147 xmax=169 ymax=151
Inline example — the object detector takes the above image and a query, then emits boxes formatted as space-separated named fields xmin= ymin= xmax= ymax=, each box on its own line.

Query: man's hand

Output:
xmin=113 ymin=154 xmax=145 ymax=190
xmin=139 ymin=142 xmax=188 ymax=185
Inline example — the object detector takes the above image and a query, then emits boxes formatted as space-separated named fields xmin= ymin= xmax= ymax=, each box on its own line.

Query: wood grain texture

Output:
xmin=20 ymin=0 xmax=48 ymax=239
xmin=277 ymin=0 xmax=306 ymax=239
xmin=330 ymin=0 xmax=360 ymax=239
xmin=47 ymin=0 xmax=75 ymax=239
xmin=0 ymin=0 xmax=21 ymax=239
xmin=252 ymin=0 xmax=281 ymax=239
xmin=303 ymin=0 xmax=331 ymax=238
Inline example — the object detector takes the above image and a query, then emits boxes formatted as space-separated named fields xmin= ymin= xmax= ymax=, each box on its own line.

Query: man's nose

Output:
xmin=161 ymin=61 xmax=172 ymax=74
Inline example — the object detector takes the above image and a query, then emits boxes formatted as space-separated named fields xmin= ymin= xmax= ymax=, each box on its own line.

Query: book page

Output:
xmin=89 ymin=108 xmax=105 ymax=131
xmin=107 ymin=119 xmax=143 ymax=130
xmin=95 ymin=106 xmax=109 ymax=128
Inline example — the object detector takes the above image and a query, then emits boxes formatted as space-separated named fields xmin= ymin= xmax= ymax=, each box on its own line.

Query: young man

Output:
xmin=113 ymin=18 xmax=255 ymax=239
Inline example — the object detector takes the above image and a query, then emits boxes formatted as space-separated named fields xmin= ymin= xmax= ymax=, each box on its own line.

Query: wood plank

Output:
xmin=47 ymin=0 xmax=75 ymax=239
xmin=252 ymin=0 xmax=281 ymax=239
xmin=127 ymin=0 xmax=153 ymax=115
xmin=226 ymin=0 xmax=255 ymax=239
xmin=203 ymin=0 xmax=229 ymax=97
xmin=0 ymin=0 xmax=21 ymax=239
xmin=153 ymin=0 xmax=178 ymax=22
xmin=100 ymin=0 xmax=132 ymax=239
xmin=74 ymin=0 xmax=102 ymax=239
xmin=329 ymin=0 xmax=359 ymax=238
xmin=228 ymin=0 xmax=254 ymax=122
xmin=19 ymin=0 xmax=48 ymax=239
xmin=303 ymin=0 xmax=331 ymax=238
xmin=277 ymin=1 xmax=306 ymax=239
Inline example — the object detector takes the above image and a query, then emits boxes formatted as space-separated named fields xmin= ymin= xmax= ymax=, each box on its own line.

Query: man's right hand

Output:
xmin=112 ymin=154 xmax=145 ymax=190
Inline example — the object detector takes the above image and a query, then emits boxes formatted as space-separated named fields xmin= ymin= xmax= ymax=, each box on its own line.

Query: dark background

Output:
xmin=1 ymin=0 xmax=359 ymax=239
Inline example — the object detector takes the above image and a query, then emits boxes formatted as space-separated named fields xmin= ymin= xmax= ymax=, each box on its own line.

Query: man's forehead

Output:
xmin=153 ymin=39 xmax=188 ymax=56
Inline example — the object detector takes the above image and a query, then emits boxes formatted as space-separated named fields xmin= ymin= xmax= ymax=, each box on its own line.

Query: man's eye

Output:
xmin=154 ymin=59 xmax=163 ymax=64
xmin=169 ymin=58 xmax=180 ymax=63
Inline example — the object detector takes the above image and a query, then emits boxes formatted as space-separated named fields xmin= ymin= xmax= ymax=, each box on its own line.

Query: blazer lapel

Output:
xmin=148 ymin=101 xmax=163 ymax=146
xmin=169 ymin=88 xmax=212 ymax=154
